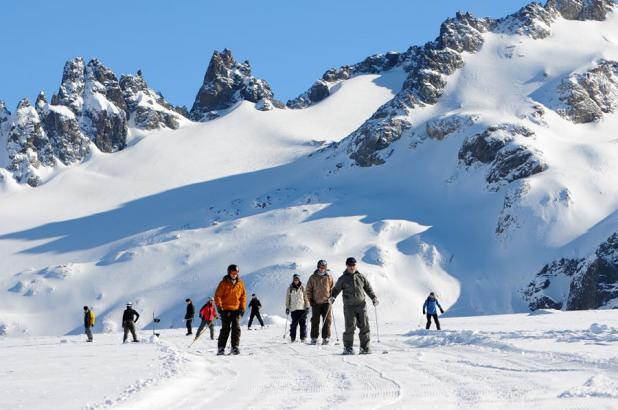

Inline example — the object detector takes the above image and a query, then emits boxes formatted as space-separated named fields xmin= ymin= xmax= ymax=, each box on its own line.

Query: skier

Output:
xmin=122 ymin=302 xmax=140 ymax=343
xmin=185 ymin=298 xmax=195 ymax=336
xmin=214 ymin=264 xmax=247 ymax=355
xmin=83 ymin=306 xmax=94 ymax=342
xmin=423 ymin=291 xmax=444 ymax=330
xmin=329 ymin=257 xmax=378 ymax=355
xmin=195 ymin=297 xmax=218 ymax=340
xmin=285 ymin=274 xmax=310 ymax=342
xmin=247 ymin=294 xmax=264 ymax=329
xmin=306 ymin=259 xmax=334 ymax=345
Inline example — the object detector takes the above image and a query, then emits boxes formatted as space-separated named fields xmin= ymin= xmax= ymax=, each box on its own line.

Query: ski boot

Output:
xmin=231 ymin=347 xmax=240 ymax=355
xmin=342 ymin=346 xmax=355 ymax=355
xmin=310 ymin=339 xmax=318 ymax=345
xmin=321 ymin=338 xmax=329 ymax=345
xmin=359 ymin=346 xmax=371 ymax=355
xmin=217 ymin=347 xmax=226 ymax=356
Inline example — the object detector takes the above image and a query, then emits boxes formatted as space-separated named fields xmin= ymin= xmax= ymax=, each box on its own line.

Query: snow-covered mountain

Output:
xmin=1 ymin=0 xmax=618 ymax=336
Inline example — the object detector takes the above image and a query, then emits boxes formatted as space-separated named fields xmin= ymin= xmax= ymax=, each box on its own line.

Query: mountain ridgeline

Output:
xmin=1 ymin=0 xmax=618 ymax=321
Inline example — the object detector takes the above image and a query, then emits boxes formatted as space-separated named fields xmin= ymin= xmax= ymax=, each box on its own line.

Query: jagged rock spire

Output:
xmin=190 ymin=48 xmax=283 ymax=121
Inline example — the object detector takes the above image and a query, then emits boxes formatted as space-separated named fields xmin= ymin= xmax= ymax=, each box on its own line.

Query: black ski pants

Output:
xmin=426 ymin=313 xmax=440 ymax=330
xmin=218 ymin=310 xmax=241 ymax=349
xmin=248 ymin=310 xmax=264 ymax=327
xmin=310 ymin=303 xmax=332 ymax=340
xmin=290 ymin=309 xmax=308 ymax=341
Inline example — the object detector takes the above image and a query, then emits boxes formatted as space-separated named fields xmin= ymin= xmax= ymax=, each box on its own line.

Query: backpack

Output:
xmin=89 ymin=310 xmax=96 ymax=326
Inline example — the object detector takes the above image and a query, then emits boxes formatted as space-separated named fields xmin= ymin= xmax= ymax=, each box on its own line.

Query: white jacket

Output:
xmin=286 ymin=284 xmax=309 ymax=311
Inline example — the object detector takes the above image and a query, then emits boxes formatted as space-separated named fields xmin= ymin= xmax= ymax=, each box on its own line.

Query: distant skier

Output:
xmin=122 ymin=302 xmax=140 ymax=343
xmin=195 ymin=297 xmax=218 ymax=340
xmin=285 ymin=274 xmax=310 ymax=342
xmin=306 ymin=259 xmax=334 ymax=345
xmin=423 ymin=292 xmax=444 ymax=330
xmin=214 ymin=264 xmax=247 ymax=355
xmin=247 ymin=294 xmax=265 ymax=329
xmin=329 ymin=257 xmax=378 ymax=355
xmin=83 ymin=306 xmax=94 ymax=342
xmin=185 ymin=298 xmax=195 ymax=336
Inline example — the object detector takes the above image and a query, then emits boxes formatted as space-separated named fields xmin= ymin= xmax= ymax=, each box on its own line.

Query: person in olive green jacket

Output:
xmin=329 ymin=257 xmax=378 ymax=355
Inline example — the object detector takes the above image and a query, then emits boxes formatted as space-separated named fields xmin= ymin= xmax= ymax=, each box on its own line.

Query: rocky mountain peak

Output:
xmin=549 ymin=0 xmax=615 ymax=21
xmin=5 ymin=97 xmax=53 ymax=186
xmin=190 ymin=48 xmax=283 ymax=121
xmin=119 ymin=70 xmax=187 ymax=130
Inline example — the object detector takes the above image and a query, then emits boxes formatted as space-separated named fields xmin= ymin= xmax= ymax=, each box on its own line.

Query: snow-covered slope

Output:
xmin=1 ymin=0 xmax=618 ymax=337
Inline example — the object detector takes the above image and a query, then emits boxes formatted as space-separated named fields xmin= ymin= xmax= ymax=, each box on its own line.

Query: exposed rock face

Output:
xmin=35 ymin=92 xmax=90 ymax=166
xmin=5 ymin=98 xmax=54 ymax=186
xmin=52 ymin=58 xmax=128 ymax=153
xmin=494 ymin=2 xmax=557 ymax=39
xmin=458 ymin=124 xmax=547 ymax=189
xmin=0 ymin=100 xmax=10 ymax=128
xmin=547 ymin=60 xmax=618 ymax=123
xmin=190 ymin=49 xmax=283 ymax=121
xmin=342 ymin=12 xmax=491 ymax=166
xmin=550 ymin=0 xmax=615 ymax=21
xmin=523 ymin=232 xmax=618 ymax=310
xmin=426 ymin=115 xmax=477 ymax=141
xmin=119 ymin=70 xmax=185 ymax=130
xmin=287 ymin=51 xmax=405 ymax=109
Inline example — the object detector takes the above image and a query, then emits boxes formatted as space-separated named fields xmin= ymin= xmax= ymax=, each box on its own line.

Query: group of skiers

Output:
xmin=83 ymin=258 xmax=446 ymax=354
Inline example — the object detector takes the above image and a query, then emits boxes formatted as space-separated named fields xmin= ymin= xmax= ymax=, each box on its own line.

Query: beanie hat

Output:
xmin=317 ymin=259 xmax=327 ymax=268
xmin=345 ymin=257 xmax=357 ymax=266
xmin=293 ymin=273 xmax=300 ymax=280
xmin=83 ymin=305 xmax=88 ymax=310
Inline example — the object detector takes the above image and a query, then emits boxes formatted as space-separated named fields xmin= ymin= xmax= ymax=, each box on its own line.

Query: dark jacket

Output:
xmin=84 ymin=310 xmax=93 ymax=327
xmin=331 ymin=270 xmax=376 ymax=306
xmin=248 ymin=298 xmax=262 ymax=313
xmin=185 ymin=302 xmax=195 ymax=320
xmin=122 ymin=307 xmax=140 ymax=324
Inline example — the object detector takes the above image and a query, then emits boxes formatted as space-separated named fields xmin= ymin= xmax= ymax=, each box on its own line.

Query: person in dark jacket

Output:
xmin=122 ymin=302 xmax=140 ymax=343
xmin=329 ymin=257 xmax=378 ymax=355
xmin=83 ymin=306 xmax=93 ymax=342
xmin=423 ymin=292 xmax=444 ymax=330
xmin=185 ymin=298 xmax=195 ymax=336
xmin=247 ymin=294 xmax=264 ymax=329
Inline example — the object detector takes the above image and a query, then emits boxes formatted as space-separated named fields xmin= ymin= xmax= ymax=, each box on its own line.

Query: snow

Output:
xmin=1 ymin=310 xmax=617 ymax=409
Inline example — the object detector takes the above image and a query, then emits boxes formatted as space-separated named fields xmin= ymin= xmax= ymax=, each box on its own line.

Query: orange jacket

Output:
xmin=214 ymin=275 xmax=247 ymax=311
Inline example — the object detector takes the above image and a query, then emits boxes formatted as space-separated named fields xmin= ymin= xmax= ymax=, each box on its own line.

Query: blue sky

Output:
xmin=1 ymin=0 xmax=534 ymax=110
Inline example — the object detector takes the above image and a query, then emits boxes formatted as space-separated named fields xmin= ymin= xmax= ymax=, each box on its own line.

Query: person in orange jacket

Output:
xmin=214 ymin=264 xmax=247 ymax=355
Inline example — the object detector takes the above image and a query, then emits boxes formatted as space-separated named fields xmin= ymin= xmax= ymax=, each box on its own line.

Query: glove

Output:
xmin=328 ymin=296 xmax=335 ymax=305
xmin=440 ymin=308 xmax=445 ymax=314
xmin=422 ymin=310 xmax=426 ymax=315
xmin=285 ymin=308 xmax=290 ymax=315
xmin=372 ymin=298 xmax=379 ymax=307
xmin=239 ymin=310 xmax=245 ymax=317
xmin=217 ymin=308 xmax=223 ymax=317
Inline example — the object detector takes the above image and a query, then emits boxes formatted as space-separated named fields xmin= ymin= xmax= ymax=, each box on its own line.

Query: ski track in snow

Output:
xmin=97 ymin=314 xmax=618 ymax=410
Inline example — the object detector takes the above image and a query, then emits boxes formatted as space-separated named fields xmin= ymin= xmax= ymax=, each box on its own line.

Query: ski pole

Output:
xmin=374 ymin=305 xmax=381 ymax=343
xmin=330 ymin=305 xmax=340 ymax=344
xmin=283 ymin=312 xmax=289 ymax=340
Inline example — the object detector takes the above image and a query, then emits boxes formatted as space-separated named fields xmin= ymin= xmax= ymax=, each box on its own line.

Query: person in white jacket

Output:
xmin=285 ymin=274 xmax=310 ymax=342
